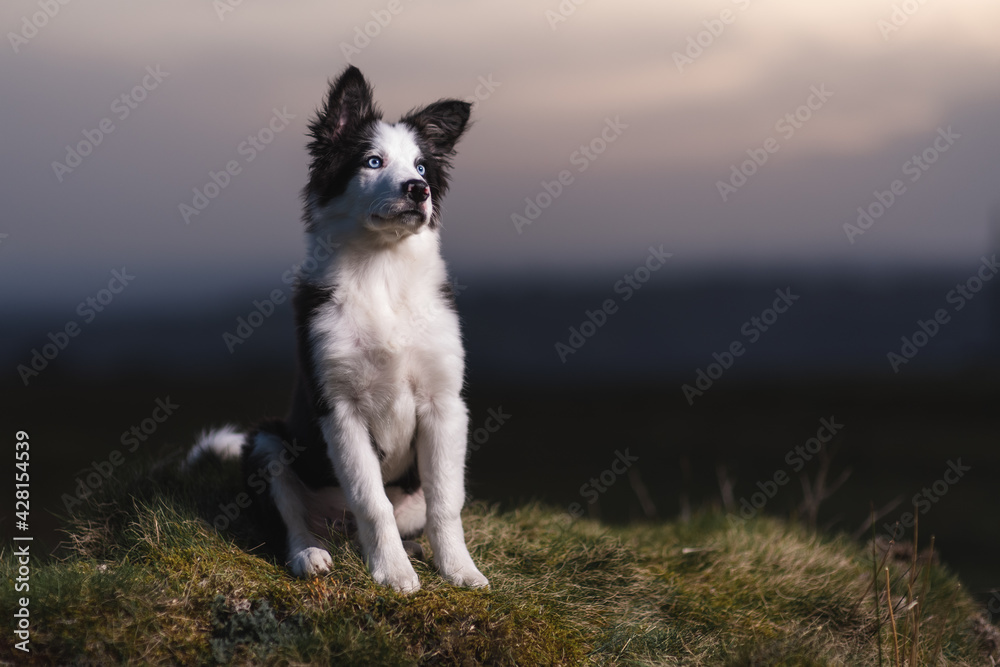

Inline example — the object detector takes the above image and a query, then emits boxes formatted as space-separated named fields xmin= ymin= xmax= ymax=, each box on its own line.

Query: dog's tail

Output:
xmin=185 ymin=424 xmax=245 ymax=467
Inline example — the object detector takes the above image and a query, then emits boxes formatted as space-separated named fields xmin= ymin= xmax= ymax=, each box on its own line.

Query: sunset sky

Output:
xmin=3 ymin=0 xmax=999 ymax=306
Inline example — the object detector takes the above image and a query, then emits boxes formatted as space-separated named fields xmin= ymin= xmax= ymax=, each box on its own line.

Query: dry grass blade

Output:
xmin=873 ymin=504 xmax=885 ymax=667
xmin=886 ymin=567 xmax=900 ymax=667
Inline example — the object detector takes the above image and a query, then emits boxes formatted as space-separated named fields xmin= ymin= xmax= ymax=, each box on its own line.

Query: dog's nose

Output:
xmin=403 ymin=179 xmax=430 ymax=203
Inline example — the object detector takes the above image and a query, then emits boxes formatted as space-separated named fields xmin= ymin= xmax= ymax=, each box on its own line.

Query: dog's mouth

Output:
xmin=370 ymin=209 xmax=425 ymax=223
xmin=367 ymin=208 xmax=429 ymax=237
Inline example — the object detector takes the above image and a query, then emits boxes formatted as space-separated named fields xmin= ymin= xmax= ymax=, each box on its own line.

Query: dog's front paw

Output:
xmin=438 ymin=559 xmax=489 ymax=589
xmin=290 ymin=547 xmax=332 ymax=578
xmin=369 ymin=551 xmax=421 ymax=593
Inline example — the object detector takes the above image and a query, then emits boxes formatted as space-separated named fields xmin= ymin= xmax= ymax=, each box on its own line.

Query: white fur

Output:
xmin=387 ymin=487 xmax=427 ymax=537
xmin=185 ymin=424 xmax=243 ymax=467
xmin=277 ymin=120 xmax=487 ymax=592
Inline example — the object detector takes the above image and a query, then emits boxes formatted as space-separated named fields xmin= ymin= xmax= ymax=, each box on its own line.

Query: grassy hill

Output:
xmin=2 ymin=455 xmax=996 ymax=665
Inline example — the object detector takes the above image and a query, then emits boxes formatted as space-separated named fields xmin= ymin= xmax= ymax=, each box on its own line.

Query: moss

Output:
xmin=208 ymin=595 xmax=309 ymax=664
xmin=0 ymin=456 xmax=994 ymax=665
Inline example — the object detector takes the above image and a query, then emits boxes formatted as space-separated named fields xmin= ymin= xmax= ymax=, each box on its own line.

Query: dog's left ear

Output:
xmin=402 ymin=100 xmax=472 ymax=160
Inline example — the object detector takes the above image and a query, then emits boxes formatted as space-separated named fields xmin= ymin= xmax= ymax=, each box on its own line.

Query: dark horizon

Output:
xmin=6 ymin=267 xmax=998 ymax=392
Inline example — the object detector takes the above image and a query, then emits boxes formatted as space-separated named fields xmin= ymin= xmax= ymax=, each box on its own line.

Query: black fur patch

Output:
xmin=284 ymin=280 xmax=339 ymax=489
xmin=241 ymin=421 xmax=292 ymax=559
xmin=290 ymin=281 xmax=334 ymax=417
xmin=439 ymin=279 xmax=457 ymax=305
xmin=392 ymin=459 xmax=421 ymax=495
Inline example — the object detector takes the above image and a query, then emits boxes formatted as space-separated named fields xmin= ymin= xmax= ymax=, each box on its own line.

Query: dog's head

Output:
xmin=303 ymin=66 xmax=471 ymax=242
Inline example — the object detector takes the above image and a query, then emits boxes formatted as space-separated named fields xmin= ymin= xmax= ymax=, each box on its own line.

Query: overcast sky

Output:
xmin=3 ymin=0 xmax=999 ymax=307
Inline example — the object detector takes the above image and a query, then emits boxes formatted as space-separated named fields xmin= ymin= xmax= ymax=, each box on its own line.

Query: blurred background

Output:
xmin=2 ymin=1 xmax=997 ymax=604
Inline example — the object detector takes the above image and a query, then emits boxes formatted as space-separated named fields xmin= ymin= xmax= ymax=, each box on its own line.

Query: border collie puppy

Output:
xmin=191 ymin=66 xmax=487 ymax=593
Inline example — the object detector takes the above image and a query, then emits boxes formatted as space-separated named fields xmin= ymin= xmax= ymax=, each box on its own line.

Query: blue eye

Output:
xmin=416 ymin=164 xmax=426 ymax=176
xmin=366 ymin=156 xmax=382 ymax=168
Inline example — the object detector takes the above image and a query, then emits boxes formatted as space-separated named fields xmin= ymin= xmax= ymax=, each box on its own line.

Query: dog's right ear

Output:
xmin=307 ymin=66 xmax=378 ymax=155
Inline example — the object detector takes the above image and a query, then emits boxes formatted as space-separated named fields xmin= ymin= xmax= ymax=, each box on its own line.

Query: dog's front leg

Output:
xmin=417 ymin=397 xmax=489 ymax=588
xmin=322 ymin=400 xmax=420 ymax=593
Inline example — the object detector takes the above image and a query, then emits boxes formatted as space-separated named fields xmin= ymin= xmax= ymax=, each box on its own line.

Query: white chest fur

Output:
xmin=307 ymin=230 xmax=464 ymax=479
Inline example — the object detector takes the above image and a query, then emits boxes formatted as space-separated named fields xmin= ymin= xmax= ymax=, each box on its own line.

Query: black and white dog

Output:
xmin=190 ymin=66 xmax=487 ymax=593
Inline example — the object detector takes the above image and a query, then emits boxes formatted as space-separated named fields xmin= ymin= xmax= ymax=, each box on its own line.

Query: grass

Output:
xmin=1 ymin=455 xmax=996 ymax=665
